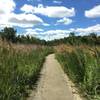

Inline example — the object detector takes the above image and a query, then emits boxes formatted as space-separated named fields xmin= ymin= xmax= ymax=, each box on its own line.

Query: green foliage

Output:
xmin=0 ymin=27 xmax=16 ymax=42
xmin=0 ymin=27 xmax=100 ymax=46
xmin=0 ymin=27 xmax=47 ymax=45
xmin=0 ymin=45 xmax=53 ymax=100
xmin=16 ymin=35 xmax=46 ymax=45
xmin=56 ymin=48 xmax=100 ymax=99
xmin=47 ymin=33 xmax=100 ymax=46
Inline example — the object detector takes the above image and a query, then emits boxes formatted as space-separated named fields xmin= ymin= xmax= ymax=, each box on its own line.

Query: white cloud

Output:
xmin=0 ymin=0 xmax=15 ymax=14
xmin=24 ymin=24 xmax=100 ymax=40
xmin=56 ymin=17 xmax=73 ymax=25
xmin=43 ymin=23 xmax=50 ymax=26
xmin=34 ymin=5 xmax=75 ymax=18
xmin=74 ymin=24 xmax=100 ymax=35
xmin=21 ymin=4 xmax=34 ymax=13
xmin=8 ymin=13 xmax=43 ymax=27
xmin=42 ymin=30 xmax=71 ymax=35
xmin=0 ymin=13 xmax=44 ymax=28
xmin=0 ymin=24 xmax=13 ymax=30
xmin=53 ymin=0 xmax=62 ymax=4
xmin=24 ymin=28 xmax=44 ymax=37
xmin=42 ymin=25 xmax=100 ymax=40
xmin=21 ymin=4 xmax=75 ymax=18
xmin=24 ymin=29 xmax=70 ymax=40
xmin=39 ymin=34 xmax=68 ymax=41
xmin=85 ymin=5 xmax=100 ymax=18
xmin=25 ymin=28 xmax=39 ymax=36
xmin=39 ymin=30 xmax=69 ymax=40
xmin=27 ymin=0 xmax=41 ymax=2
xmin=34 ymin=28 xmax=44 ymax=32
xmin=0 ymin=1 xmax=44 ymax=28
xmin=0 ymin=0 xmax=16 ymax=27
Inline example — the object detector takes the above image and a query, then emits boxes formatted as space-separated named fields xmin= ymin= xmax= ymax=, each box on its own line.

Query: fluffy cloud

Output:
xmin=24 ymin=28 xmax=44 ymax=37
xmin=0 ymin=13 xmax=44 ymax=28
xmin=0 ymin=0 xmax=44 ymax=28
xmin=0 ymin=0 xmax=16 ymax=27
xmin=25 ymin=28 xmax=40 ymax=36
xmin=38 ymin=30 xmax=70 ymax=40
xmin=56 ymin=17 xmax=73 ymax=25
xmin=24 ymin=24 xmax=100 ymax=40
xmin=53 ymin=0 xmax=62 ymax=4
xmin=9 ymin=13 xmax=43 ymax=27
xmin=34 ymin=5 xmax=75 ymax=18
xmin=0 ymin=0 xmax=15 ymax=14
xmin=39 ymin=33 xmax=68 ymax=40
xmin=85 ymin=5 xmax=100 ymax=18
xmin=24 ymin=29 xmax=71 ymax=40
xmin=34 ymin=28 xmax=44 ymax=32
xmin=42 ymin=30 xmax=70 ymax=35
xmin=43 ymin=23 xmax=50 ymax=26
xmin=21 ymin=4 xmax=75 ymax=18
xmin=27 ymin=0 xmax=41 ymax=2
xmin=41 ymin=24 xmax=100 ymax=40
xmin=74 ymin=24 xmax=100 ymax=35
xmin=20 ymin=4 xmax=34 ymax=13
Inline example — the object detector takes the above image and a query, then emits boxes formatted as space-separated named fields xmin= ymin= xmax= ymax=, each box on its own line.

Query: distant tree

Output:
xmin=89 ymin=33 xmax=97 ymax=38
xmin=88 ymin=33 xmax=97 ymax=45
xmin=69 ymin=32 xmax=76 ymax=45
xmin=69 ymin=32 xmax=75 ymax=37
xmin=1 ymin=27 xmax=16 ymax=42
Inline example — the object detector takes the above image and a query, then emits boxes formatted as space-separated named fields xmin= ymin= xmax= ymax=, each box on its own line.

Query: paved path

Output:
xmin=28 ymin=54 xmax=83 ymax=100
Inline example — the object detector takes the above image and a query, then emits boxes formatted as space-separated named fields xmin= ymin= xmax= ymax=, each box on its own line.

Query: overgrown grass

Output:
xmin=0 ymin=40 xmax=53 ymax=100
xmin=56 ymin=47 xmax=100 ymax=100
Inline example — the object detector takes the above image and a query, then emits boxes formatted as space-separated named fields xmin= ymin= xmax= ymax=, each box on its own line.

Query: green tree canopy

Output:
xmin=0 ymin=27 xmax=16 ymax=42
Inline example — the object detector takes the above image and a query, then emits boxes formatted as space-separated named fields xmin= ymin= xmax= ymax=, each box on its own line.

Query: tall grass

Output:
xmin=56 ymin=47 xmax=100 ymax=100
xmin=0 ymin=40 xmax=53 ymax=100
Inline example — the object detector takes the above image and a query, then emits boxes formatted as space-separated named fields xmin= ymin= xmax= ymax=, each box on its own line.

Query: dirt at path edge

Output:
xmin=28 ymin=54 xmax=83 ymax=100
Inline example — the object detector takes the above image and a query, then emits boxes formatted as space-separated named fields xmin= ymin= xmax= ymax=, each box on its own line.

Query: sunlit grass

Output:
xmin=56 ymin=46 xmax=100 ymax=100
xmin=0 ymin=39 xmax=53 ymax=100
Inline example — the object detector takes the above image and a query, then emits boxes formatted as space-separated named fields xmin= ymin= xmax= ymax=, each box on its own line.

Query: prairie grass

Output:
xmin=0 ymin=39 xmax=53 ymax=100
xmin=56 ymin=45 xmax=100 ymax=100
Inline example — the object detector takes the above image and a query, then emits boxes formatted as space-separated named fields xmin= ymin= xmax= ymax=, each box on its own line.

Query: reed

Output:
xmin=56 ymin=47 xmax=100 ymax=99
xmin=0 ymin=39 xmax=53 ymax=100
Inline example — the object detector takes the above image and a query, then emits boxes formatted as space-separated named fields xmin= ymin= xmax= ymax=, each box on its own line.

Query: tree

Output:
xmin=89 ymin=33 xmax=97 ymax=38
xmin=69 ymin=32 xmax=75 ymax=37
xmin=88 ymin=33 xmax=97 ymax=45
xmin=1 ymin=27 xmax=16 ymax=42
xmin=69 ymin=32 xmax=76 ymax=45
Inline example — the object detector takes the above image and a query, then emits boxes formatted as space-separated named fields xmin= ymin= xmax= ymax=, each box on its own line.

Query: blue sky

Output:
xmin=0 ymin=0 xmax=100 ymax=40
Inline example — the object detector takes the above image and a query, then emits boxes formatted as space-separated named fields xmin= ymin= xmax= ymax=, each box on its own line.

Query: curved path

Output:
xmin=28 ymin=54 xmax=83 ymax=100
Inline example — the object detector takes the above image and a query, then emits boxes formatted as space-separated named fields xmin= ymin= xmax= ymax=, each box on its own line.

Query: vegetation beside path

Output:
xmin=0 ymin=27 xmax=100 ymax=100
xmin=0 ymin=40 xmax=53 ymax=100
xmin=56 ymin=46 xmax=100 ymax=100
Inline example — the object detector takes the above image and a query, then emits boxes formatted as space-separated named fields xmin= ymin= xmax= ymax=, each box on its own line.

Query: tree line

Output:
xmin=47 ymin=32 xmax=100 ymax=46
xmin=0 ymin=27 xmax=100 ymax=46
xmin=0 ymin=27 xmax=46 ymax=45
